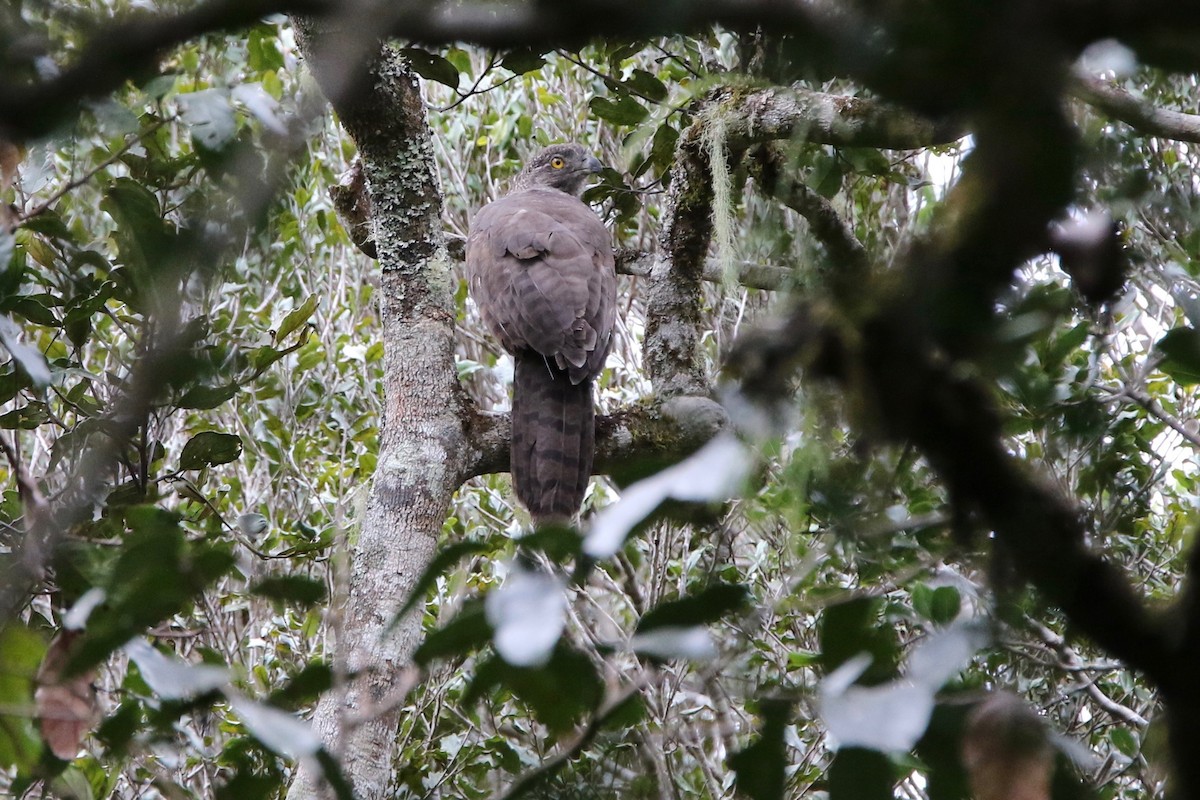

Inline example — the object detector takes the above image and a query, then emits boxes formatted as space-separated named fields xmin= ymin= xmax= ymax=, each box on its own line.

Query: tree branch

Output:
xmin=7 ymin=0 xmax=1200 ymax=142
xmin=719 ymin=84 xmax=965 ymax=151
xmin=1071 ymin=71 xmax=1200 ymax=144
xmin=289 ymin=24 xmax=458 ymax=800
xmin=746 ymin=143 xmax=869 ymax=304
xmin=617 ymin=249 xmax=789 ymax=292
xmin=1029 ymin=619 xmax=1150 ymax=728
xmin=642 ymin=120 xmax=713 ymax=398
xmin=0 ymin=0 xmax=330 ymax=141
xmin=462 ymin=395 xmax=727 ymax=487
xmin=732 ymin=298 xmax=1174 ymax=686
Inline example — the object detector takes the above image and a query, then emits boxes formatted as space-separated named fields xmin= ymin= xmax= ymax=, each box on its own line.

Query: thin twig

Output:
xmin=18 ymin=118 xmax=171 ymax=222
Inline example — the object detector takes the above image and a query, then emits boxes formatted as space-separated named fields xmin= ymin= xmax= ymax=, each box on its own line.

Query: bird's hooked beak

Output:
xmin=585 ymin=154 xmax=604 ymax=174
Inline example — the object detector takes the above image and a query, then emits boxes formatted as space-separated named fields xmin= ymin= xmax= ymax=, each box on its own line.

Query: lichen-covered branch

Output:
xmin=719 ymin=84 xmax=964 ymax=150
xmin=641 ymin=83 xmax=957 ymax=399
xmin=642 ymin=123 xmax=713 ymax=398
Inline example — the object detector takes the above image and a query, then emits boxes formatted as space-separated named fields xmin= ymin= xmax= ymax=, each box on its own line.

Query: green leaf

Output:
xmin=179 ymin=431 xmax=243 ymax=469
xmin=0 ymin=625 xmax=45 ymax=771
xmin=10 ymin=296 xmax=59 ymax=327
xmin=96 ymin=701 xmax=142 ymax=758
xmin=101 ymin=178 xmax=171 ymax=271
xmin=247 ymin=26 xmax=285 ymax=73
xmin=267 ymin=662 xmax=333 ymax=710
xmin=69 ymin=508 xmax=235 ymax=674
xmin=819 ymin=598 xmax=898 ymax=685
xmin=413 ymin=599 xmax=491 ymax=666
xmin=250 ymin=575 xmax=327 ymax=607
xmin=929 ymin=587 xmax=961 ymax=625
xmin=63 ymin=307 xmax=94 ymax=349
xmin=500 ymin=48 xmax=547 ymax=74
xmin=20 ymin=211 xmax=73 ymax=242
xmin=912 ymin=583 xmax=961 ymax=623
xmin=0 ymin=401 xmax=49 ymax=429
xmin=912 ymin=583 xmax=935 ymax=620
xmin=810 ymin=152 xmax=845 ymax=199
xmin=273 ymin=295 xmax=318 ymax=344
xmin=248 ymin=345 xmax=285 ymax=372
xmin=1110 ymin=726 xmax=1139 ymax=758
xmin=589 ymin=95 xmax=649 ymax=126
xmin=215 ymin=770 xmax=280 ymax=800
xmin=829 ymin=747 xmax=893 ymax=800
xmin=1156 ymin=327 xmax=1200 ymax=385
xmin=729 ymin=699 xmax=791 ymax=800
xmin=625 ymin=69 xmax=668 ymax=102
xmin=0 ymin=367 xmax=27 ymax=406
xmin=314 ymin=750 xmax=357 ymax=800
xmin=636 ymin=583 xmax=748 ymax=633
xmin=1043 ymin=321 xmax=1090 ymax=369
xmin=642 ymin=122 xmax=678 ymax=180
xmin=843 ymin=147 xmax=890 ymax=175
xmin=467 ymin=645 xmax=602 ymax=734
xmin=177 ymin=383 xmax=239 ymax=410
xmin=401 ymin=48 xmax=460 ymax=89
xmin=787 ymin=650 xmax=820 ymax=669
xmin=516 ymin=523 xmax=581 ymax=562
xmin=915 ymin=703 xmax=972 ymax=800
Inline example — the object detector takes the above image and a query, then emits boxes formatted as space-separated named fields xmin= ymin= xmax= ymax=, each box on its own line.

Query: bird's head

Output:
xmin=512 ymin=143 xmax=604 ymax=196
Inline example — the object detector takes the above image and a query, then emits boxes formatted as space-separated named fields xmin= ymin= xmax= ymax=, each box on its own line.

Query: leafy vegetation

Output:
xmin=1 ymin=3 xmax=1200 ymax=800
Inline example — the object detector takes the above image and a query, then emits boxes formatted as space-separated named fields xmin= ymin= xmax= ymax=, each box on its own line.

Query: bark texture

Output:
xmin=289 ymin=26 xmax=461 ymax=800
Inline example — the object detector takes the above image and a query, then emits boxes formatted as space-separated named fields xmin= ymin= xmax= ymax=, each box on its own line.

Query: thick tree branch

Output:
xmin=718 ymin=84 xmax=965 ymax=151
xmin=617 ymin=249 xmax=789 ymax=292
xmin=642 ymin=123 xmax=713 ymax=398
xmin=730 ymin=299 xmax=1174 ymax=685
xmin=636 ymin=83 xmax=955 ymax=399
xmin=1071 ymin=71 xmax=1200 ymax=144
xmin=7 ymin=0 xmax=1200 ymax=141
xmin=462 ymin=395 xmax=727 ymax=487
xmin=720 ymin=17 xmax=1181 ymax=762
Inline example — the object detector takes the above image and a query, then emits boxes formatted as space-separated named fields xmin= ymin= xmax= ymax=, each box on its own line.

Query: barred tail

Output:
xmin=511 ymin=350 xmax=595 ymax=525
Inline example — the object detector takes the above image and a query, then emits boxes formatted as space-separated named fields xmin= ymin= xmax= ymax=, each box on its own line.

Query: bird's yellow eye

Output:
xmin=550 ymin=156 xmax=565 ymax=169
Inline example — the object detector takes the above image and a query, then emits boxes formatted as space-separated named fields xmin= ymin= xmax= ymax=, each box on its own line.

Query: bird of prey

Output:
xmin=466 ymin=143 xmax=617 ymax=524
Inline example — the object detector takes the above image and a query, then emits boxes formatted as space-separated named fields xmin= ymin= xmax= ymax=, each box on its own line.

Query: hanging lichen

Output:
xmin=699 ymin=104 xmax=738 ymax=289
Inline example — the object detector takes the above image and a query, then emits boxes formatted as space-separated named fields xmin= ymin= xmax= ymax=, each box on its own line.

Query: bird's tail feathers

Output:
xmin=511 ymin=351 xmax=594 ymax=525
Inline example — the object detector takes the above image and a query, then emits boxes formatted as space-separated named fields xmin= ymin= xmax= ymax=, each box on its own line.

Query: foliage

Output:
xmin=1 ymin=5 xmax=1198 ymax=800
xmin=0 ymin=9 xmax=375 ymax=796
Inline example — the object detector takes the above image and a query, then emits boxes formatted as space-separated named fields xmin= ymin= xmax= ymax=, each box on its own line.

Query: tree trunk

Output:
xmin=288 ymin=26 xmax=463 ymax=800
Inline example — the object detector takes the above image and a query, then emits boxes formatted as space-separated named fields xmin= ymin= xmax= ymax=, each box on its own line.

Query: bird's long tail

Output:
xmin=511 ymin=350 xmax=595 ymax=525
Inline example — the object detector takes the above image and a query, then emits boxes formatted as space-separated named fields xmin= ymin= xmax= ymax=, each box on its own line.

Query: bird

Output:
xmin=466 ymin=143 xmax=617 ymax=525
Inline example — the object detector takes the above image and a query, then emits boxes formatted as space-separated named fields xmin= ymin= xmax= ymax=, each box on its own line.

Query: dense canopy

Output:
xmin=2 ymin=2 xmax=1200 ymax=800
